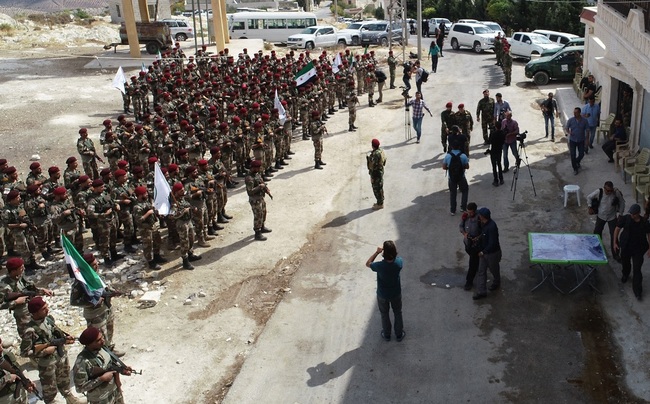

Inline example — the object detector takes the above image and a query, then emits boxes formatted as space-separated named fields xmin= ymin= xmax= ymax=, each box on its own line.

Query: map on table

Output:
xmin=528 ymin=233 xmax=608 ymax=264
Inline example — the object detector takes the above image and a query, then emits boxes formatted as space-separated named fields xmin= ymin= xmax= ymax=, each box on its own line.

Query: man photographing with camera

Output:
xmin=500 ymin=111 xmax=520 ymax=173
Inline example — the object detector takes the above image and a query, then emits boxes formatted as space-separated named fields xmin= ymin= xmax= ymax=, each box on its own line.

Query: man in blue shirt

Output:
xmin=565 ymin=107 xmax=589 ymax=175
xmin=366 ymin=241 xmax=405 ymax=342
xmin=582 ymin=97 xmax=601 ymax=150
xmin=443 ymin=142 xmax=470 ymax=216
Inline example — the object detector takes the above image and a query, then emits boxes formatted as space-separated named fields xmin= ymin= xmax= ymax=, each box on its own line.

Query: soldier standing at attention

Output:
xmin=387 ymin=51 xmax=397 ymax=89
xmin=245 ymin=160 xmax=272 ymax=241
xmin=476 ymin=89 xmax=495 ymax=144
xmin=3 ymin=190 xmax=43 ymax=271
xmin=440 ymin=102 xmax=456 ymax=153
xmin=494 ymin=32 xmax=503 ymax=66
xmin=86 ymin=180 xmax=123 ymax=267
xmin=503 ymin=46 xmax=513 ymax=86
xmin=347 ymin=84 xmax=359 ymax=132
xmin=171 ymin=182 xmax=201 ymax=270
xmin=20 ymin=297 xmax=84 ymax=404
xmin=133 ymin=186 xmax=167 ymax=270
xmin=310 ymin=111 xmax=328 ymax=170
xmin=367 ymin=139 xmax=387 ymax=210
xmin=77 ymin=128 xmax=99 ymax=179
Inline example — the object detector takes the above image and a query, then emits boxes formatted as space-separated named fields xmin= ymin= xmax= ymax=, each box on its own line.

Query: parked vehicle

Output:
xmin=161 ymin=19 xmax=194 ymax=42
xmin=480 ymin=21 xmax=504 ymax=38
xmin=287 ymin=25 xmax=347 ymax=49
xmin=104 ymin=22 xmax=173 ymax=55
xmin=508 ymin=32 xmax=563 ymax=60
xmin=428 ymin=18 xmax=451 ymax=37
xmin=457 ymin=19 xmax=480 ymax=24
xmin=360 ymin=21 xmax=402 ymax=46
xmin=524 ymin=45 xmax=585 ymax=85
xmin=540 ymin=37 xmax=585 ymax=57
xmin=229 ymin=11 xmax=317 ymax=43
xmin=339 ymin=21 xmax=374 ymax=46
xmin=448 ymin=22 xmax=495 ymax=53
xmin=532 ymin=29 xmax=579 ymax=45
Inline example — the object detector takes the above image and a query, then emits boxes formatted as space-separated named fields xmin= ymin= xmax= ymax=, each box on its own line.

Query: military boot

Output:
xmin=103 ymin=255 xmax=113 ymax=267
xmin=314 ymin=161 xmax=323 ymax=170
xmin=349 ymin=125 xmax=356 ymax=132
xmin=124 ymin=244 xmax=137 ymax=254
xmin=265 ymin=169 xmax=275 ymax=177
xmin=274 ymin=161 xmax=284 ymax=170
xmin=182 ymin=256 xmax=194 ymax=270
xmin=207 ymin=224 xmax=216 ymax=236
xmin=25 ymin=261 xmax=45 ymax=271
xmin=148 ymin=260 xmax=162 ymax=270
xmin=260 ymin=226 xmax=272 ymax=233
xmin=351 ymin=124 xmax=358 ymax=130
xmin=284 ymin=154 xmax=292 ymax=160
xmin=213 ymin=220 xmax=224 ymax=231
xmin=111 ymin=249 xmax=125 ymax=261
xmin=188 ymin=251 xmax=202 ymax=261
xmin=197 ymin=239 xmax=211 ymax=248
xmin=318 ymin=160 xmax=327 ymax=166
xmin=153 ymin=253 xmax=168 ymax=264
xmin=217 ymin=213 xmax=229 ymax=224
xmin=42 ymin=251 xmax=53 ymax=261
xmin=221 ymin=210 xmax=233 ymax=220
xmin=287 ymin=150 xmax=296 ymax=155
xmin=280 ymin=159 xmax=289 ymax=166
xmin=254 ymin=230 xmax=267 ymax=241
xmin=63 ymin=391 xmax=85 ymax=404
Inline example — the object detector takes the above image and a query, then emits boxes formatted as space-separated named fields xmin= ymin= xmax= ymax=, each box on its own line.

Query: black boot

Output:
xmin=349 ymin=125 xmax=356 ymax=132
xmin=265 ymin=169 xmax=275 ymax=177
xmin=226 ymin=180 xmax=236 ymax=189
xmin=280 ymin=159 xmax=289 ymax=166
xmin=255 ymin=230 xmax=267 ymax=241
xmin=153 ymin=253 xmax=168 ymax=263
xmin=188 ymin=251 xmax=202 ymax=262
xmin=351 ymin=124 xmax=358 ymax=129
xmin=315 ymin=161 xmax=323 ymax=170
xmin=182 ymin=256 xmax=194 ymax=270
xmin=303 ymin=134 xmax=309 ymax=140
xmin=213 ymin=221 xmax=225 ymax=231
xmin=26 ymin=261 xmax=45 ymax=270
xmin=111 ymin=249 xmax=125 ymax=261
xmin=318 ymin=160 xmax=327 ymax=166
xmin=274 ymin=161 xmax=284 ymax=170
xmin=261 ymin=226 xmax=272 ymax=233
xmin=7 ymin=249 xmax=19 ymax=257
xmin=42 ymin=251 xmax=53 ymax=261
xmin=148 ymin=260 xmax=162 ymax=270
xmin=207 ymin=224 xmax=216 ymax=236
xmin=124 ymin=244 xmax=137 ymax=254
xmin=130 ymin=236 xmax=141 ymax=245
xmin=103 ymin=255 xmax=113 ymax=267
xmin=221 ymin=210 xmax=233 ymax=220
xmin=217 ymin=214 xmax=229 ymax=224
xmin=287 ymin=150 xmax=295 ymax=155
xmin=284 ymin=154 xmax=292 ymax=160
xmin=263 ymin=175 xmax=272 ymax=182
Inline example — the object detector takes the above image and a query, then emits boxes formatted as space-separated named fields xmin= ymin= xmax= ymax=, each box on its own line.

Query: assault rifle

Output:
xmin=2 ymin=353 xmax=44 ymax=401
xmin=102 ymin=289 xmax=123 ymax=308
xmin=4 ymin=289 xmax=40 ymax=302
xmin=89 ymin=346 xmax=142 ymax=390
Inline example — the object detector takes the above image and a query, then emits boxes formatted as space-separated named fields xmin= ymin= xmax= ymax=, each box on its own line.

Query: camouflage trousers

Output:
xmin=274 ymin=136 xmax=284 ymax=163
xmin=302 ymin=115 xmax=310 ymax=138
xmin=0 ymin=226 xmax=5 ymax=258
xmin=222 ymin=152 xmax=234 ymax=176
xmin=264 ymin=141 xmax=274 ymax=170
xmin=370 ymin=173 xmax=384 ymax=205
xmin=37 ymin=354 xmax=72 ymax=404
xmin=88 ymin=388 xmax=124 ymax=404
xmin=175 ymin=219 xmax=195 ymax=256
xmin=206 ymin=193 xmax=217 ymax=225
xmin=312 ymin=136 xmax=323 ymax=161
xmin=82 ymin=159 xmax=99 ymax=179
xmin=117 ymin=211 xmax=134 ymax=242
xmin=165 ymin=216 xmax=180 ymax=246
xmin=33 ymin=221 xmax=51 ymax=254
xmin=86 ymin=307 xmax=115 ymax=349
xmin=95 ymin=218 xmax=117 ymax=258
xmin=122 ymin=94 xmax=130 ymax=112
xmin=216 ymin=186 xmax=227 ymax=214
xmin=60 ymin=224 xmax=83 ymax=254
xmin=349 ymin=108 xmax=357 ymax=125
xmin=139 ymin=224 xmax=162 ymax=262
xmin=10 ymin=230 xmax=35 ymax=265
xmin=0 ymin=383 xmax=27 ymax=403
xmin=13 ymin=306 xmax=30 ymax=338
xmin=249 ymin=199 xmax=267 ymax=231
xmin=191 ymin=204 xmax=208 ymax=243
xmin=367 ymin=84 xmax=375 ymax=104
xmin=441 ymin=128 xmax=448 ymax=151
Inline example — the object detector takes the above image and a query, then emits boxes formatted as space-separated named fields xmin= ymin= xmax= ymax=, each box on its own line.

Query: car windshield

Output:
xmin=484 ymin=23 xmax=501 ymax=31
xmin=531 ymin=35 xmax=553 ymax=44
xmin=301 ymin=27 xmax=318 ymax=34
xmin=347 ymin=23 xmax=363 ymax=30
xmin=368 ymin=23 xmax=387 ymax=31
xmin=474 ymin=26 xmax=493 ymax=34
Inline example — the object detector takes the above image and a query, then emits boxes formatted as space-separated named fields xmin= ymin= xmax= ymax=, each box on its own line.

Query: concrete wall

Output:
xmin=108 ymin=0 xmax=172 ymax=23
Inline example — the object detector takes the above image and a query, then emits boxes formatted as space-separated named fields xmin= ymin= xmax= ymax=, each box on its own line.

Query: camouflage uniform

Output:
xmin=367 ymin=147 xmax=387 ymax=206
xmin=347 ymin=90 xmax=359 ymax=131
xmin=310 ymin=117 xmax=327 ymax=167
xmin=111 ymin=183 xmax=135 ymax=250
xmin=387 ymin=54 xmax=397 ymax=88
xmin=70 ymin=282 xmax=116 ymax=350
xmin=20 ymin=316 xmax=78 ymax=404
xmin=86 ymin=191 xmax=118 ymax=263
xmin=476 ymin=96 xmax=496 ymax=142
xmin=72 ymin=347 xmax=124 ymax=404
xmin=503 ymin=50 xmax=512 ymax=86
xmin=172 ymin=195 xmax=195 ymax=258
xmin=245 ymin=170 xmax=268 ymax=234
xmin=2 ymin=204 xmax=36 ymax=267
xmin=77 ymin=136 xmax=99 ymax=179
xmin=0 ymin=274 xmax=40 ymax=336
xmin=133 ymin=199 xmax=162 ymax=262
xmin=50 ymin=196 xmax=83 ymax=253
xmin=441 ymin=108 xmax=456 ymax=153
xmin=184 ymin=174 xmax=210 ymax=245
xmin=455 ymin=109 xmax=474 ymax=155
xmin=24 ymin=193 xmax=51 ymax=260
xmin=0 ymin=351 xmax=28 ymax=403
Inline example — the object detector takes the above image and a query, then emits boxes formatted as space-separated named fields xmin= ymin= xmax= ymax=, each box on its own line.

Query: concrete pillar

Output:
xmin=220 ymin=0 xmax=230 ymax=44
xmin=122 ymin=0 xmax=141 ymax=58
xmin=138 ymin=0 xmax=150 ymax=22
xmin=211 ymin=0 xmax=225 ymax=49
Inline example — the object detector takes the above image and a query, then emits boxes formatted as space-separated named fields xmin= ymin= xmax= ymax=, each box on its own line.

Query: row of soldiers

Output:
xmin=493 ymin=33 xmax=513 ymax=86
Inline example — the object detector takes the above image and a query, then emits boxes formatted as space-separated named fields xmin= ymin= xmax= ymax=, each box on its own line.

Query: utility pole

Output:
xmin=416 ymin=0 xmax=421 ymax=60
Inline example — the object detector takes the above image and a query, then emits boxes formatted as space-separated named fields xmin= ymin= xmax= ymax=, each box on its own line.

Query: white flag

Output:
xmin=153 ymin=162 xmax=172 ymax=215
xmin=112 ymin=66 xmax=127 ymax=94
xmin=141 ymin=62 xmax=147 ymax=73
xmin=332 ymin=53 xmax=342 ymax=73
xmin=274 ymin=89 xmax=286 ymax=125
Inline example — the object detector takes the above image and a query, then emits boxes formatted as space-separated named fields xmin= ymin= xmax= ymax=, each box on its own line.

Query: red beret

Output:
xmin=219 ymin=123 xmax=228 ymax=130
xmin=100 ymin=168 xmax=111 ymax=176
xmin=6 ymin=257 xmax=24 ymax=271
xmin=117 ymin=160 xmax=129 ymax=168
xmin=176 ymin=149 xmax=188 ymax=156
xmin=6 ymin=190 xmax=19 ymax=201
xmin=132 ymin=166 xmax=144 ymax=174
xmin=27 ymin=296 xmax=46 ymax=313
xmin=79 ymin=128 xmax=87 ymax=134
xmin=185 ymin=166 xmax=197 ymax=175
xmin=66 ymin=157 xmax=77 ymax=164
xmin=103 ymin=119 xmax=111 ymax=126
xmin=372 ymin=139 xmax=380 ymax=148
xmin=83 ymin=253 xmax=96 ymax=264
xmin=458 ymin=103 xmax=465 ymax=108
xmin=210 ymin=146 xmax=220 ymax=154
xmin=114 ymin=169 xmax=127 ymax=177
xmin=148 ymin=157 xmax=158 ymax=164
xmin=250 ymin=159 xmax=262 ymax=168
xmin=48 ymin=166 xmax=60 ymax=175
xmin=172 ymin=182 xmax=184 ymax=192
xmin=253 ymin=121 xmax=263 ymax=129
xmin=78 ymin=175 xmax=90 ymax=183
xmin=29 ymin=162 xmax=40 ymax=170
xmin=91 ymin=179 xmax=104 ymax=187
xmin=232 ymin=116 xmax=241 ymax=123
xmin=0 ymin=159 xmax=6 ymax=165
xmin=78 ymin=327 xmax=101 ymax=346
xmin=134 ymin=186 xmax=147 ymax=196
xmin=198 ymin=159 xmax=208 ymax=166
xmin=446 ymin=102 xmax=453 ymax=108
xmin=26 ymin=184 xmax=40 ymax=194
xmin=167 ymin=164 xmax=178 ymax=172
xmin=53 ymin=186 xmax=66 ymax=196
xmin=4 ymin=166 xmax=16 ymax=175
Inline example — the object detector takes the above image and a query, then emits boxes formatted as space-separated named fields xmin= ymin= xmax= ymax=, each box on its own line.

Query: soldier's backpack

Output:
xmin=420 ymin=69 xmax=429 ymax=83
xmin=448 ymin=152 xmax=464 ymax=182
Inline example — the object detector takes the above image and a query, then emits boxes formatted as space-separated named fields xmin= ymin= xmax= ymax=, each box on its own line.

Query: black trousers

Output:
xmin=621 ymin=251 xmax=644 ymax=297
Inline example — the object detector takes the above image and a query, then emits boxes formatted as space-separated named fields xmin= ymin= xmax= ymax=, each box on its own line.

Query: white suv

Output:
xmin=448 ymin=22 xmax=495 ymax=53
xmin=161 ymin=19 xmax=194 ymax=42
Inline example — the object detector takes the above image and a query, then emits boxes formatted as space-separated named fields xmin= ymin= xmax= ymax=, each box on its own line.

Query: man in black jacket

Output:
xmin=474 ymin=207 xmax=501 ymax=300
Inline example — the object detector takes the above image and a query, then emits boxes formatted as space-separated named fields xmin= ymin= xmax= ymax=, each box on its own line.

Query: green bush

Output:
xmin=73 ymin=9 xmax=91 ymax=19
xmin=0 ymin=23 xmax=13 ymax=33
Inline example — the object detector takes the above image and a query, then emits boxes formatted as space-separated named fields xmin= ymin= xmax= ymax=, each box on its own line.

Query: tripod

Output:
xmin=401 ymin=86 xmax=412 ymax=140
xmin=510 ymin=135 xmax=537 ymax=200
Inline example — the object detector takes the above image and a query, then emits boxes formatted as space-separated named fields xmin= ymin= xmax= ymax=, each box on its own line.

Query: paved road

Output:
xmin=223 ymin=47 xmax=650 ymax=403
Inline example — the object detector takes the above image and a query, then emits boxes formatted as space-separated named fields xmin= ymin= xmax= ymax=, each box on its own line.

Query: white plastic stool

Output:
xmin=563 ymin=185 xmax=581 ymax=207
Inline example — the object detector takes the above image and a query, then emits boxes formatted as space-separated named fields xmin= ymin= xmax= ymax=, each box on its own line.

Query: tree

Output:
xmin=423 ymin=7 xmax=437 ymax=19
xmin=375 ymin=5 xmax=385 ymax=20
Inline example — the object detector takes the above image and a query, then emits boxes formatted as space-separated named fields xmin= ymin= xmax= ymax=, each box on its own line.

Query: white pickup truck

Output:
xmin=287 ymin=25 xmax=352 ymax=49
xmin=508 ymin=32 xmax=563 ymax=60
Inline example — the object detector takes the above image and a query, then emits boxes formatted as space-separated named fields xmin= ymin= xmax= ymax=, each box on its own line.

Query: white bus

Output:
xmin=228 ymin=11 xmax=318 ymax=43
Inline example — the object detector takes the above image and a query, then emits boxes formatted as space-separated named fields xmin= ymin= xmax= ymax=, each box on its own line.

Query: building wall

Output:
xmin=109 ymin=0 xmax=172 ymax=23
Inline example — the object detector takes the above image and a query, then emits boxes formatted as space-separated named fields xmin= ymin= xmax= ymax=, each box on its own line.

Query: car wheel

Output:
xmin=533 ymin=71 xmax=550 ymax=86
xmin=338 ymin=39 xmax=346 ymax=46
xmin=145 ymin=42 xmax=160 ymax=55
xmin=306 ymin=41 xmax=314 ymax=50
xmin=473 ymin=41 xmax=482 ymax=53
xmin=380 ymin=37 xmax=388 ymax=47
xmin=451 ymin=38 xmax=459 ymax=50
xmin=175 ymin=33 xmax=188 ymax=42
xmin=352 ymin=36 xmax=360 ymax=46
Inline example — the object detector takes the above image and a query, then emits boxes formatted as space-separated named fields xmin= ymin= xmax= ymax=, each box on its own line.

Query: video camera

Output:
xmin=516 ymin=130 xmax=528 ymax=142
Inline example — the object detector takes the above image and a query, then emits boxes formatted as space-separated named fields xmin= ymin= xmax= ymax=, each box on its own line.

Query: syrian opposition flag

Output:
xmin=274 ymin=89 xmax=286 ymax=125
xmin=332 ymin=53 xmax=342 ymax=73
xmin=62 ymin=233 xmax=106 ymax=297
xmin=294 ymin=61 xmax=317 ymax=87
xmin=112 ymin=66 xmax=127 ymax=94
xmin=154 ymin=162 xmax=172 ymax=215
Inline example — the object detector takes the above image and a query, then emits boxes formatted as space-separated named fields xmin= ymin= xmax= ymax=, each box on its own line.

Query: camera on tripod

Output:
xmin=516 ymin=130 xmax=528 ymax=142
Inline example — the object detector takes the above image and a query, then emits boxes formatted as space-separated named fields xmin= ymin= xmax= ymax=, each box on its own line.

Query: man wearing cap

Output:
xmin=111 ymin=170 xmax=137 ymax=254
xmin=171 ymin=182 xmax=201 ymax=270
xmin=455 ymin=104 xmax=474 ymax=154
xmin=42 ymin=166 xmax=62 ymax=201
xmin=133 ymin=186 xmax=167 ymax=270
xmin=24 ymin=184 xmax=54 ymax=261
xmin=20 ymin=297 xmax=84 ymax=404
xmin=0 ymin=257 xmax=53 ymax=336
xmin=87 ymin=180 xmax=123 ymax=266
xmin=367 ymin=139 xmax=387 ymax=210
xmin=3 ymin=190 xmax=43 ymax=271
xmin=63 ymin=157 xmax=81 ymax=190
xmin=440 ymin=102 xmax=456 ymax=153
xmin=310 ymin=111 xmax=328 ymax=169
xmin=245 ymin=160 xmax=272 ymax=241
xmin=50 ymin=187 xmax=84 ymax=252
xmin=473 ymin=207 xmax=501 ymax=300
xmin=614 ymin=203 xmax=650 ymax=301
xmin=26 ymin=162 xmax=46 ymax=187
xmin=102 ymin=132 xmax=123 ymax=171
xmin=73 ymin=327 xmax=131 ymax=404
xmin=77 ymin=128 xmax=100 ymax=179
xmin=476 ymin=90 xmax=495 ymax=144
